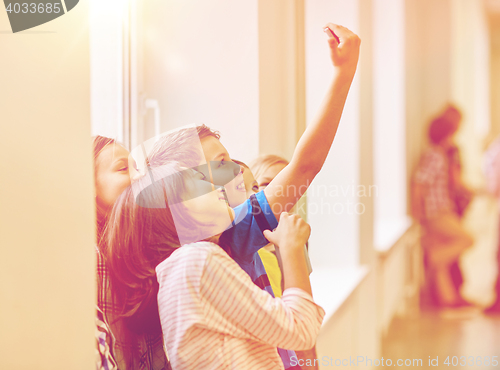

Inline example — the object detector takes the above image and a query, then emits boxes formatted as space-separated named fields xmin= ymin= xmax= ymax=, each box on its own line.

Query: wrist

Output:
xmin=332 ymin=66 xmax=357 ymax=81
xmin=279 ymin=242 xmax=306 ymax=258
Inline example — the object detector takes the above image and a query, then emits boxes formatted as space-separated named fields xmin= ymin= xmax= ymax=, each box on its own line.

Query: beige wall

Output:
xmin=372 ymin=0 xmax=408 ymax=251
xmin=258 ymin=0 xmax=306 ymax=160
xmin=451 ymin=0 xmax=490 ymax=189
xmin=405 ymin=0 xmax=491 ymax=189
xmin=358 ymin=0 xmax=375 ymax=265
xmin=405 ymin=0 xmax=453 ymax=184
xmin=141 ymin=0 xmax=260 ymax=162
xmin=0 ymin=4 xmax=95 ymax=369
xmin=490 ymin=13 xmax=500 ymax=138
xmin=316 ymin=270 xmax=379 ymax=370
xmin=305 ymin=0 xmax=361 ymax=268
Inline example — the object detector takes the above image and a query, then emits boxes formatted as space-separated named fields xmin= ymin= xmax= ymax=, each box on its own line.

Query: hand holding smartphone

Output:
xmin=324 ymin=26 xmax=340 ymax=44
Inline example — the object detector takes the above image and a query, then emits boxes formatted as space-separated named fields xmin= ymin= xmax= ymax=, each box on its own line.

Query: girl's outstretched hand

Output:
xmin=324 ymin=23 xmax=361 ymax=76
xmin=263 ymin=212 xmax=311 ymax=252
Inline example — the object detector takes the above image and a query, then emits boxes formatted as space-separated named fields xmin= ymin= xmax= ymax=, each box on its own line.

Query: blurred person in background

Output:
xmin=442 ymin=105 xmax=474 ymax=296
xmin=443 ymin=105 xmax=474 ymax=220
xmin=411 ymin=105 xmax=474 ymax=308
xmin=483 ymin=134 xmax=500 ymax=314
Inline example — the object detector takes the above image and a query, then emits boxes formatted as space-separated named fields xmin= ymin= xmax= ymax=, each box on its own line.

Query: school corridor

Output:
xmin=2 ymin=0 xmax=500 ymax=369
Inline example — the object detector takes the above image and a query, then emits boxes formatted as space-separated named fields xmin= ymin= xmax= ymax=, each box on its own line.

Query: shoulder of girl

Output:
xmin=156 ymin=242 xmax=220 ymax=273
xmin=174 ymin=241 xmax=222 ymax=259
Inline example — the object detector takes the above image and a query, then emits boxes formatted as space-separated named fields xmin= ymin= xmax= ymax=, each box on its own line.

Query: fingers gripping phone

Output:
xmin=324 ymin=26 xmax=340 ymax=44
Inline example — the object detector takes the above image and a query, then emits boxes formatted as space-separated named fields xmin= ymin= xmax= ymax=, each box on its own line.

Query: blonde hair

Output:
xmin=249 ymin=154 xmax=289 ymax=182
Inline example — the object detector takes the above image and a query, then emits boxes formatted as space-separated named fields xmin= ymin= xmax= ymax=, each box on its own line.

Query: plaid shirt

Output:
xmin=414 ymin=145 xmax=454 ymax=219
xmin=96 ymin=247 xmax=171 ymax=370
xmin=96 ymin=306 xmax=118 ymax=370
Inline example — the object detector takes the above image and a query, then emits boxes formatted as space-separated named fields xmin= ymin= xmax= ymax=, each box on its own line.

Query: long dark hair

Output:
xmin=93 ymin=135 xmax=117 ymax=243
xmin=100 ymin=125 xmax=222 ymax=366
xmin=102 ymin=163 xmax=209 ymax=364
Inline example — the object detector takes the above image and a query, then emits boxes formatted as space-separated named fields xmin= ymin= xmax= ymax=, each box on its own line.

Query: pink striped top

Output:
xmin=156 ymin=242 xmax=325 ymax=370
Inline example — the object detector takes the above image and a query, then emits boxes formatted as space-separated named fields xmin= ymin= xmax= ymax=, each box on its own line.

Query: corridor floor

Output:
xmin=382 ymin=310 xmax=500 ymax=370
xmin=383 ymin=195 xmax=500 ymax=370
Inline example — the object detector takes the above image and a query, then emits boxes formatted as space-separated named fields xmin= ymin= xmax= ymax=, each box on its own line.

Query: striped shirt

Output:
xmin=221 ymin=191 xmax=301 ymax=368
xmin=414 ymin=146 xmax=454 ymax=219
xmin=156 ymin=242 xmax=324 ymax=370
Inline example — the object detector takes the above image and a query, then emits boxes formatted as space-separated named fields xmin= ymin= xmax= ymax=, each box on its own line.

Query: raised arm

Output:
xmin=264 ymin=24 xmax=360 ymax=219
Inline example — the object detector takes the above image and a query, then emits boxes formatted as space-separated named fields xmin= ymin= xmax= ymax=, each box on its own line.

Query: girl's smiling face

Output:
xmin=95 ymin=144 xmax=139 ymax=210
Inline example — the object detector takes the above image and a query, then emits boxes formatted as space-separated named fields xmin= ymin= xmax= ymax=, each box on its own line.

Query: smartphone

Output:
xmin=324 ymin=27 xmax=340 ymax=44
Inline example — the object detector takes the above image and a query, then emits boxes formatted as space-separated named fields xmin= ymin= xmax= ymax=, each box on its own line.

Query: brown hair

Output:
xmin=428 ymin=104 xmax=462 ymax=145
xmin=197 ymin=124 xmax=220 ymax=140
xmin=428 ymin=117 xmax=460 ymax=145
xmin=103 ymin=163 xmax=207 ymax=365
xmin=93 ymin=136 xmax=116 ymax=164
xmin=232 ymin=159 xmax=249 ymax=169
xmin=249 ymin=154 xmax=289 ymax=182
xmin=92 ymin=136 xmax=117 ymax=243
xmin=443 ymin=104 xmax=462 ymax=124
xmin=147 ymin=124 xmax=220 ymax=168
xmin=98 ymin=126 xmax=221 ymax=365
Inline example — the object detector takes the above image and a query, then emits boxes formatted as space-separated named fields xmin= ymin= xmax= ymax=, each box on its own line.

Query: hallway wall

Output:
xmin=490 ymin=12 xmax=500 ymax=138
xmin=0 ymin=4 xmax=95 ymax=369
xmin=405 ymin=0 xmax=453 ymax=185
xmin=451 ymin=0 xmax=490 ymax=189
xmin=141 ymin=0 xmax=260 ymax=162
xmin=405 ymin=0 xmax=491 ymax=189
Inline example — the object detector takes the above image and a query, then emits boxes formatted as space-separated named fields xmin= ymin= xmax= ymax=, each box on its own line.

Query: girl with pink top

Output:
xmin=103 ymin=162 xmax=325 ymax=370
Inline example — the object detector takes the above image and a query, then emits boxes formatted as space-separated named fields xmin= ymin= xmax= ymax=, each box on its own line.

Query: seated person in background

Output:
xmin=411 ymin=107 xmax=474 ymax=308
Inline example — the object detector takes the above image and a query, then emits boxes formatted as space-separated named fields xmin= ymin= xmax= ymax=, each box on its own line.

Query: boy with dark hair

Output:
xmin=147 ymin=24 xmax=360 ymax=369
